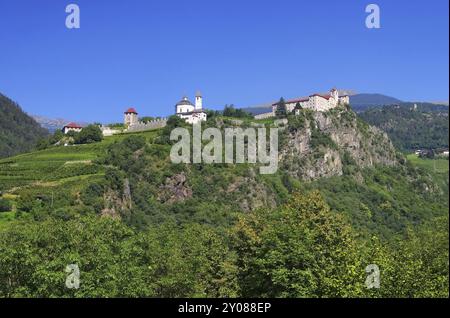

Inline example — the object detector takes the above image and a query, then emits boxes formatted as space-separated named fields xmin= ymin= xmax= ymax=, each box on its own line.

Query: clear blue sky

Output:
xmin=0 ymin=0 xmax=448 ymax=123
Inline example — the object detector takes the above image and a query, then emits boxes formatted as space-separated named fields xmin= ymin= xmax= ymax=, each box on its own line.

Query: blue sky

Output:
xmin=0 ymin=0 xmax=448 ymax=123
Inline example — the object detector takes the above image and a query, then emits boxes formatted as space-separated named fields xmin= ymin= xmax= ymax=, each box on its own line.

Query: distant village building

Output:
xmin=175 ymin=91 xmax=207 ymax=124
xmin=272 ymin=88 xmax=350 ymax=115
xmin=62 ymin=122 xmax=83 ymax=134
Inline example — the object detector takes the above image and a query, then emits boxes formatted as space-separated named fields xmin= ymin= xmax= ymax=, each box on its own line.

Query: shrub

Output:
xmin=223 ymin=105 xmax=252 ymax=118
xmin=74 ymin=125 xmax=103 ymax=144
xmin=0 ymin=198 xmax=12 ymax=212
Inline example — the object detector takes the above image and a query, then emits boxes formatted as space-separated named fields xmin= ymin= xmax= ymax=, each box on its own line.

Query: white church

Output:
xmin=175 ymin=91 xmax=207 ymax=124
xmin=272 ymin=88 xmax=350 ymax=114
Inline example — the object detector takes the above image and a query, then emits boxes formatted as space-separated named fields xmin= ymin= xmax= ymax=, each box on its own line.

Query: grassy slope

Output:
xmin=406 ymin=154 xmax=449 ymax=173
xmin=0 ymin=130 xmax=159 ymax=189
xmin=0 ymin=130 xmax=160 ymax=226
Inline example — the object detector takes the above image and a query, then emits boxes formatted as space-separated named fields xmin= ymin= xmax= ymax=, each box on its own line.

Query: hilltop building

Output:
xmin=62 ymin=122 xmax=83 ymax=134
xmin=272 ymin=88 xmax=350 ymax=114
xmin=122 ymin=107 xmax=167 ymax=133
xmin=175 ymin=91 xmax=207 ymax=124
xmin=124 ymin=107 xmax=139 ymax=127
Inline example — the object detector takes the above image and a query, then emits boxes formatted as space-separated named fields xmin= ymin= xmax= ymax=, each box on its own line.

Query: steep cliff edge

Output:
xmin=280 ymin=106 xmax=399 ymax=180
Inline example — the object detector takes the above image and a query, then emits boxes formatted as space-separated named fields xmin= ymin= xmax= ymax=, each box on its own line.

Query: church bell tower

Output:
xmin=195 ymin=91 xmax=202 ymax=110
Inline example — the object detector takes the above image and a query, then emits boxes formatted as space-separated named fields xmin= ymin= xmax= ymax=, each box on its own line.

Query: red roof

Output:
xmin=272 ymin=97 xmax=309 ymax=106
xmin=64 ymin=122 xmax=82 ymax=129
xmin=124 ymin=107 xmax=138 ymax=114
xmin=310 ymin=94 xmax=331 ymax=100
xmin=287 ymin=97 xmax=309 ymax=103
xmin=272 ymin=91 xmax=341 ymax=106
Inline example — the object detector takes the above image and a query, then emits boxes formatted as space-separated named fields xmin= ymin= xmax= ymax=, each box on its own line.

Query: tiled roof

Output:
xmin=64 ymin=122 xmax=82 ymax=129
xmin=125 ymin=107 xmax=138 ymax=114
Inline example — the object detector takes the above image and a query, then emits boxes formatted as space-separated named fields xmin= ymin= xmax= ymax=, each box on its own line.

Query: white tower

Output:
xmin=195 ymin=91 xmax=203 ymax=110
xmin=124 ymin=107 xmax=138 ymax=126
xmin=330 ymin=88 xmax=339 ymax=101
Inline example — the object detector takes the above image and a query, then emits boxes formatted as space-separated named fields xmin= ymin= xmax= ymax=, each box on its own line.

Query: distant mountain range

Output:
xmin=349 ymin=94 xmax=403 ymax=111
xmin=31 ymin=115 xmax=87 ymax=133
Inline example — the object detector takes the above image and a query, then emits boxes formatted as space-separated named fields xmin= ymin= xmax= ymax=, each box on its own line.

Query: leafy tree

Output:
xmin=158 ymin=115 xmax=186 ymax=145
xmin=0 ymin=217 xmax=239 ymax=297
xmin=223 ymin=105 xmax=252 ymax=118
xmin=362 ymin=217 xmax=449 ymax=298
xmin=74 ymin=125 xmax=103 ymax=144
xmin=232 ymin=191 xmax=365 ymax=297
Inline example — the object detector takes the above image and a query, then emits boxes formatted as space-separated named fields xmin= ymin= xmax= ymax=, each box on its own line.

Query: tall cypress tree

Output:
xmin=275 ymin=97 xmax=287 ymax=117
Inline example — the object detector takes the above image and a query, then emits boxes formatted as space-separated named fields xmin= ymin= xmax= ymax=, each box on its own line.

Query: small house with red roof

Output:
xmin=62 ymin=122 xmax=83 ymax=134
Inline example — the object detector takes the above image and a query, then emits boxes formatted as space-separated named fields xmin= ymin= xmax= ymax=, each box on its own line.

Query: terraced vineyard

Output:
xmin=0 ymin=130 xmax=159 ymax=191
xmin=0 ymin=143 xmax=101 ymax=191
xmin=0 ymin=130 xmax=160 ymax=226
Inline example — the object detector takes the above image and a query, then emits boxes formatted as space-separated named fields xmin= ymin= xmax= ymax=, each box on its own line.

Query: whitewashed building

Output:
xmin=272 ymin=88 xmax=350 ymax=114
xmin=62 ymin=122 xmax=83 ymax=134
xmin=175 ymin=91 xmax=207 ymax=124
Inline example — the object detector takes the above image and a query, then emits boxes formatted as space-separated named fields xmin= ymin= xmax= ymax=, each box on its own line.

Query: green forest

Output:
xmin=359 ymin=104 xmax=449 ymax=152
xmin=0 ymin=94 xmax=49 ymax=159
xmin=0 ymin=106 xmax=448 ymax=298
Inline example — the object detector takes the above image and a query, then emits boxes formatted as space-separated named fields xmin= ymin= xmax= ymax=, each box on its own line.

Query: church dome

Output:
xmin=176 ymin=96 xmax=194 ymax=106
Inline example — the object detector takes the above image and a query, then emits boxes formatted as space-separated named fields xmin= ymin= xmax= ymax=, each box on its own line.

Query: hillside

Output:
xmin=0 ymin=106 xmax=443 ymax=236
xmin=0 ymin=93 xmax=49 ymax=158
xmin=281 ymin=107 xmax=398 ymax=180
xmin=0 ymin=107 xmax=448 ymax=297
xmin=359 ymin=104 xmax=449 ymax=151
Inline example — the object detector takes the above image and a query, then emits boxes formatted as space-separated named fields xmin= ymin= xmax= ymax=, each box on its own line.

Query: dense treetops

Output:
xmin=0 ymin=191 xmax=447 ymax=297
xmin=222 ymin=105 xmax=253 ymax=118
xmin=0 ymin=93 xmax=49 ymax=158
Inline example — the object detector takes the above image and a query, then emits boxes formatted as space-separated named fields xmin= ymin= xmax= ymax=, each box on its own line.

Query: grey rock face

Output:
xmin=280 ymin=108 xmax=398 ymax=180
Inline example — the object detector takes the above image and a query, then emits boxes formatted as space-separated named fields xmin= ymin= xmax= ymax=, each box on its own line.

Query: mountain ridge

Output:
xmin=0 ymin=93 xmax=49 ymax=159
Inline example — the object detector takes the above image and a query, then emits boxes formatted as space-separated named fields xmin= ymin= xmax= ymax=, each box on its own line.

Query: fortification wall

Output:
xmin=254 ymin=112 xmax=275 ymax=120
xmin=127 ymin=118 xmax=167 ymax=132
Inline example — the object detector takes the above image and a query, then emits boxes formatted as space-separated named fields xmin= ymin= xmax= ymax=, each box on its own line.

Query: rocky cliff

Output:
xmin=280 ymin=106 xmax=399 ymax=180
